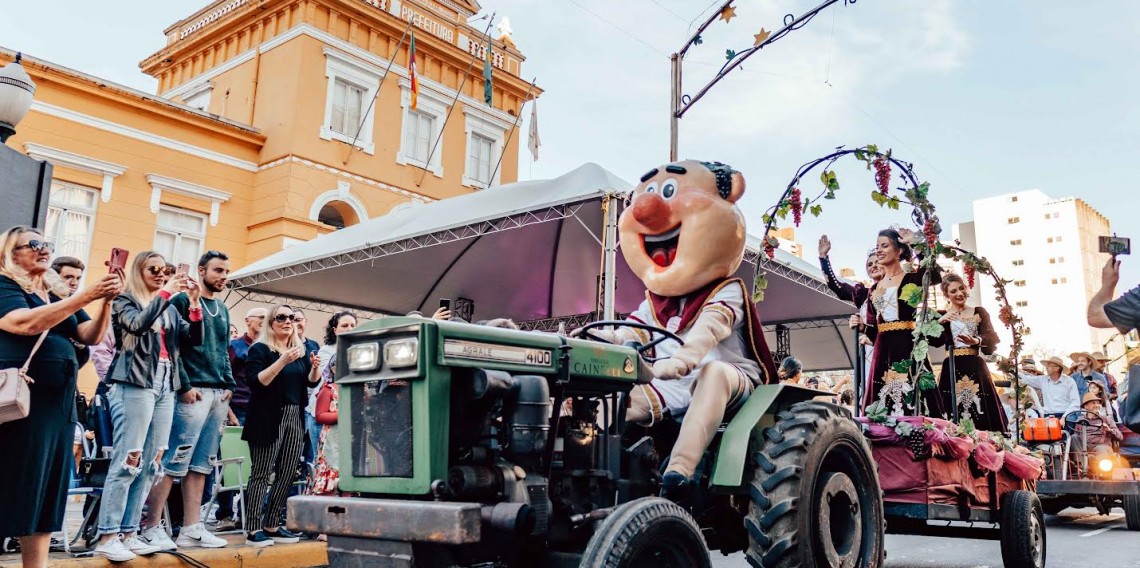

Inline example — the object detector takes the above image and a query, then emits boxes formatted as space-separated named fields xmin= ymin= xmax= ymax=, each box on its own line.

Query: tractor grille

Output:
xmin=350 ymin=379 xmax=414 ymax=478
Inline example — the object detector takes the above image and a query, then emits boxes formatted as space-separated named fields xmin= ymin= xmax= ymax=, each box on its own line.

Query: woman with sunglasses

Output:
xmin=0 ymin=227 xmax=120 ymax=568
xmin=93 ymin=252 xmax=201 ymax=561
xmin=241 ymin=304 xmax=320 ymax=547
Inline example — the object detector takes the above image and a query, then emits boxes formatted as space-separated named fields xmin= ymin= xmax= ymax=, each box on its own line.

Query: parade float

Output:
xmin=758 ymin=144 xmax=1047 ymax=568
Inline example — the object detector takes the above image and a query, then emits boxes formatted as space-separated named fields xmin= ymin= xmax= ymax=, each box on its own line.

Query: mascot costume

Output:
xmin=592 ymin=160 xmax=778 ymax=498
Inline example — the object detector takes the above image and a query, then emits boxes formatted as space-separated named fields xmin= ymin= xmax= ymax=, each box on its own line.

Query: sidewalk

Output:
xmin=0 ymin=499 xmax=327 ymax=568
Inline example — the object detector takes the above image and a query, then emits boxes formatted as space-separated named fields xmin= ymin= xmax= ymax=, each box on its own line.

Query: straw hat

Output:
xmin=1091 ymin=351 xmax=1111 ymax=369
xmin=1041 ymin=357 xmax=1065 ymax=371
xmin=1069 ymin=351 xmax=1096 ymax=365
xmin=1081 ymin=392 xmax=1102 ymax=407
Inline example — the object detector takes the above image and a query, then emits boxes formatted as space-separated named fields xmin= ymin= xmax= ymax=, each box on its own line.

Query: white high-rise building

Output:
xmin=953 ymin=190 xmax=1123 ymax=374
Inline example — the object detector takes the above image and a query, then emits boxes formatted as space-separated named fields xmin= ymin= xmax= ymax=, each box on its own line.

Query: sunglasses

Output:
xmin=147 ymin=266 xmax=176 ymax=276
xmin=14 ymin=240 xmax=55 ymax=254
xmin=273 ymin=314 xmax=297 ymax=323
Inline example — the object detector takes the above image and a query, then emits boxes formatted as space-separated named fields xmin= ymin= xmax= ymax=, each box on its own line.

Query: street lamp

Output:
xmin=0 ymin=53 xmax=36 ymax=144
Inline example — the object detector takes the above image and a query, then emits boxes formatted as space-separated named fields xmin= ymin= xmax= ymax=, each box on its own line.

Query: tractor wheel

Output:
xmin=1124 ymin=494 xmax=1140 ymax=531
xmin=744 ymin=401 xmax=884 ymax=568
xmin=579 ymin=497 xmax=711 ymax=568
xmin=999 ymin=490 xmax=1046 ymax=568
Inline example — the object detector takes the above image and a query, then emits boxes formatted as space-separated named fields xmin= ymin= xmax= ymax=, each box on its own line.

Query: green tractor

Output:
xmin=288 ymin=317 xmax=885 ymax=567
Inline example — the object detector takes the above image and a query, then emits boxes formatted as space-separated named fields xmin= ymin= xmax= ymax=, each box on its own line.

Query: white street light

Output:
xmin=0 ymin=54 xmax=36 ymax=144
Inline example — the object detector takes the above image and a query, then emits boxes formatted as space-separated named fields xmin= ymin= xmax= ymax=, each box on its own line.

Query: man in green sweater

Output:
xmin=139 ymin=251 xmax=235 ymax=550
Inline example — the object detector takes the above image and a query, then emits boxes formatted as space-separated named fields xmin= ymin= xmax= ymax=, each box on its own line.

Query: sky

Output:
xmin=1 ymin=0 xmax=1137 ymax=285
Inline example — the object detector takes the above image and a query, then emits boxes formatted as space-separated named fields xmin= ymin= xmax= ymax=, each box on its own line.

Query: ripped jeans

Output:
xmin=96 ymin=361 xmax=175 ymax=536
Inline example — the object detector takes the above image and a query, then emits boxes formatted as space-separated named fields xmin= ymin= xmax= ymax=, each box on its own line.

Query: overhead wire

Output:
xmin=566 ymin=0 xmax=669 ymax=57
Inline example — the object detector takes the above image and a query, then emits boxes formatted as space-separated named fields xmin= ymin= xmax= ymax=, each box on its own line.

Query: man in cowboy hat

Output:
xmin=1091 ymin=351 xmax=1119 ymax=400
xmin=1070 ymin=350 xmax=1109 ymax=399
xmin=1019 ymin=357 xmax=1081 ymax=416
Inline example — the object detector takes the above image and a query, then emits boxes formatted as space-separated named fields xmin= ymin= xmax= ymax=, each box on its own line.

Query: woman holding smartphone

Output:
xmin=0 ymin=227 xmax=120 ymax=568
xmin=242 ymin=303 xmax=320 ymax=547
xmin=94 ymin=252 xmax=201 ymax=562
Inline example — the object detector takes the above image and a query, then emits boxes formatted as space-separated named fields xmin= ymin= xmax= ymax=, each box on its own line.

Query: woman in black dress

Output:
xmin=858 ymin=229 xmax=945 ymax=418
xmin=935 ymin=274 xmax=1006 ymax=431
xmin=819 ymin=235 xmax=883 ymax=386
xmin=0 ymin=226 xmax=120 ymax=568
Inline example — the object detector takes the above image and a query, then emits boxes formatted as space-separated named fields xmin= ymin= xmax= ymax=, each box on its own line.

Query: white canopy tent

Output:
xmin=227 ymin=163 xmax=862 ymax=370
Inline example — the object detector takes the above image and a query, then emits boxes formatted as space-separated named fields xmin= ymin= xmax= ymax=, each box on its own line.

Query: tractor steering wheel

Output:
xmin=576 ymin=320 xmax=685 ymax=363
xmin=1063 ymin=409 xmax=1105 ymax=431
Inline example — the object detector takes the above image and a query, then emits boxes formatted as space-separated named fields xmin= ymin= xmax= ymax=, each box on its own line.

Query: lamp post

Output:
xmin=0 ymin=53 xmax=36 ymax=144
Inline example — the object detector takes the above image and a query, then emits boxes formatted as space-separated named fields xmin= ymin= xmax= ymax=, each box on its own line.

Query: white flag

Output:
xmin=527 ymin=100 xmax=541 ymax=162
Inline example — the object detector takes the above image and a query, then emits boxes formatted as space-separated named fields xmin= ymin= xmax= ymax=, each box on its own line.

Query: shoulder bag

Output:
xmin=0 ymin=330 xmax=49 ymax=424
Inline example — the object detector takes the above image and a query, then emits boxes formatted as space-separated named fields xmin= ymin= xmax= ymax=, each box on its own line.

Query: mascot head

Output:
xmin=619 ymin=160 xmax=748 ymax=297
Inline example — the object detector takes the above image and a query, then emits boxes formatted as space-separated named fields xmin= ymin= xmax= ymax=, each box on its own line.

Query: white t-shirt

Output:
xmin=626 ymin=281 xmax=760 ymax=415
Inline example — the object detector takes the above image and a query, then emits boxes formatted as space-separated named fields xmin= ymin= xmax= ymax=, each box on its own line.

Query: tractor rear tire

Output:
xmin=1124 ymin=494 xmax=1140 ymax=531
xmin=999 ymin=490 xmax=1046 ymax=568
xmin=579 ymin=497 xmax=711 ymax=568
xmin=744 ymin=401 xmax=884 ymax=568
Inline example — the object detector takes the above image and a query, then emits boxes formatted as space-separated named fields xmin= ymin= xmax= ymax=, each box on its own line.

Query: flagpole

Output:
xmin=415 ymin=15 xmax=496 ymax=188
xmin=487 ymin=77 xmax=537 ymax=189
xmin=343 ymin=16 xmax=416 ymax=166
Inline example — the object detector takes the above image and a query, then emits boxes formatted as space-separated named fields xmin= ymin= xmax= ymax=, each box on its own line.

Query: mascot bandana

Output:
xmin=596 ymin=160 xmax=777 ymax=490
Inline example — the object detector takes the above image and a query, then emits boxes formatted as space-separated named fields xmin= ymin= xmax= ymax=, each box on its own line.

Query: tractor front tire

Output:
xmin=580 ymin=497 xmax=711 ymax=568
xmin=1124 ymin=494 xmax=1140 ymax=531
xmin=999 ymin=490 xmax=1046 ymax=568
xmin=744 ymin=401 xmax=884 ymax=568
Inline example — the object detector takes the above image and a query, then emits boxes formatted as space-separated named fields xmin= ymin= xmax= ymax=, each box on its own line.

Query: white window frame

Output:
xmin=45 ymin=181 xmax=99 ymax=266
xmin=153 ymin=205 xmax=207 ymax=268
xmin=320 ymin=47 xmax=382 ymax=154
xmin=397 ymin=77 xmax=448 ymax=177
xmin=461 ymin=106 xmax=511 ymax=188
xmin=182 ymin=81 xmax=214 ymax=112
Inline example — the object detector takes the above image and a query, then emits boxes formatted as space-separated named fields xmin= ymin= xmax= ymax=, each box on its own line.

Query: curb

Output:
xmin=0 ymin=540 xmax=327 ymax=568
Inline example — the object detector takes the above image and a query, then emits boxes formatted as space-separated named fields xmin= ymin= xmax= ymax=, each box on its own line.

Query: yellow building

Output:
xmin=4 ymin=0 xmax=538 ymax=273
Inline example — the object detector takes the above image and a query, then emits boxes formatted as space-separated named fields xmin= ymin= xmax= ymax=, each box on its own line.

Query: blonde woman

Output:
xmin=0 ymin=227 xmax=119 ymax=568
xmin=241 ymin=303 xmax=320 ymax=547
xmin=94 ymin=251 xmax=200 ymax=561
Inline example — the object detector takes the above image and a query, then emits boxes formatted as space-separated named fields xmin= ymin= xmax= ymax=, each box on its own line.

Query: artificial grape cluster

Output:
xmin=873 ymin=158 xmax=891 ymax=195
xmin=763 ymin=243 xmax=776 ymax=260
xmin=922 ymin=218 xmax=939 ymax=247
xmin=908 ymin=428 xmax=928 ymax=460
xmin=963 ymin=262 xmax=976 ymax=289
xmin=789 ymin=188 xmax=803 ymax=226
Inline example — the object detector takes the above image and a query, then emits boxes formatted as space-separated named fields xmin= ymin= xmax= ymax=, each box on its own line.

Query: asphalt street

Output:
xmin=711 ymin=507 xmax=1140 ymax=568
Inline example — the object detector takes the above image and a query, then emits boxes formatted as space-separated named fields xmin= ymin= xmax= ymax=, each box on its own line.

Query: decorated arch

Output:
xmin=754 ymin=144 xmax=1030 ymax=437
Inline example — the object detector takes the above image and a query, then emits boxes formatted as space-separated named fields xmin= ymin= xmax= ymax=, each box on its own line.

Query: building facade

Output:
xmin=3 ymin=0 xmax=537 ymax=390
xmin=954 ymin=190 xmax=1123 ymax=373
xmin=5 ymin=0 xmax=536 ymax=272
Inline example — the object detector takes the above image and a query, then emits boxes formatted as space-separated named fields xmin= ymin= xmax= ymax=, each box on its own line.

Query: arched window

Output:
xmin=316 ymin=200 xmax=359 ymax=230
xmin=309 ymin=186 xmax=368 ymax=230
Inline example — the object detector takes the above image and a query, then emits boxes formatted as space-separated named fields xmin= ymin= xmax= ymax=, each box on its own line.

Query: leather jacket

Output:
xmin=106 ymin=292 xmax=202 ymax=390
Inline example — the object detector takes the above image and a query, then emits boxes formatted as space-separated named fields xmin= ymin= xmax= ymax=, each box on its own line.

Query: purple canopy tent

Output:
xmin=226 ymin=163 xmax=861 ymax=370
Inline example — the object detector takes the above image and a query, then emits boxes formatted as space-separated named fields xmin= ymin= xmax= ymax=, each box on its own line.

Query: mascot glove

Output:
xmin=652 ymin=357 xmax=690 ymax=380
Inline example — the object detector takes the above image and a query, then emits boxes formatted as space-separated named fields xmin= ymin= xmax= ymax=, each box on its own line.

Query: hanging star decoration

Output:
xmin=719 ymin=5 xmax=737 ymax=23
xmin=753 ymin=28 xmax=771 ymax=47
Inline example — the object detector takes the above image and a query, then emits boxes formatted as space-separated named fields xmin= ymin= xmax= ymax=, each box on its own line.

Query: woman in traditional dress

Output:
xmin=857 ymin=228 xmax=945 ymax=417
xmin=819 ymin=235 xmax=883 ymax=386
xmin=935 ymin=273 xmax=1006 ymax=432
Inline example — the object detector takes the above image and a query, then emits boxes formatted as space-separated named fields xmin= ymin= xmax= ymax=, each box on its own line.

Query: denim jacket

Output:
xmin=106 ymin=292 xmax=202 ymax=391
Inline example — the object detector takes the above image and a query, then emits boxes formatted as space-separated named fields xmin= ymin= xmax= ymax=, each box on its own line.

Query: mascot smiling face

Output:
xmin=619 ymin=160 xmax=748 ymax=297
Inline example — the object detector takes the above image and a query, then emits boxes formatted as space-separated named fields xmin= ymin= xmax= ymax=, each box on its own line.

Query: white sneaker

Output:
xmin=140 ymin=525 xmax=178 ymax=551
xmin=93 ymin=537 xmax=137 ymax=562
xmin=123 ymin=534 xmax=161 ymax=556
xmin=176 ymin=522 xmax=228 ymax=549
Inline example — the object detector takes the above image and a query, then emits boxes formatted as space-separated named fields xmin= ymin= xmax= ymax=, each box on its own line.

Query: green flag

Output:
xmin=483 ymin=36 xmax=493 ymax=106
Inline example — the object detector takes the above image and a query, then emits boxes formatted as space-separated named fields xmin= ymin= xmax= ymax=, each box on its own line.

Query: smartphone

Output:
xmin=1099 ymin=236 xmax=1131 ymax=256
xmin=177 ymin=263 xmax=191 ymax=276
xmin=107 ymin=248 xmax=129 ymax=275
xmin=439 ymin=298 xmax=451 ymax=312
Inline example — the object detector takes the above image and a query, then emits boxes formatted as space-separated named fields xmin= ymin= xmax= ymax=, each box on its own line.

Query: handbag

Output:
xmin=78 ymin=457 xmax=111 ymax=488
xmin=0 ymin=330 xmax=49 ymax=424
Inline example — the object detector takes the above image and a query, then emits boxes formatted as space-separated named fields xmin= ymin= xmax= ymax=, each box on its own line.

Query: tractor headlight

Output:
xmin=1098 ymin=458 xmax=1114 ymax=473
xmin=346 ymin=342 xmax=381 ymax=372
xmin=384 ymin=338 xmax=419 ymax=368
